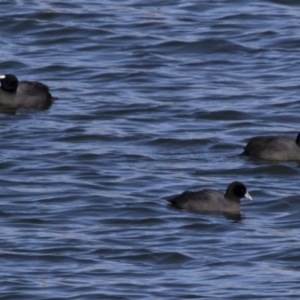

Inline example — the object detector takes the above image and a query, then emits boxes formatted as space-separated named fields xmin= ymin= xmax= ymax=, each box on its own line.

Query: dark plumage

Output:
xmin=242 ymin=132 xmax=300 ymax=161
xmin=0 ymin=74 xmax=56 ymax=109
xmin=167 ymin=181 xmax=252 ymax=214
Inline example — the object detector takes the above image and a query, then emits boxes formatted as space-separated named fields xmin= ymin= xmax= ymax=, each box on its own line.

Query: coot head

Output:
xmin=0 ymin=74 xmax=18 ymax=92
xmin=227 ymin=181 xmax=252 ymax=201
xmin=296 ymin=132 xmax=300 ymax=146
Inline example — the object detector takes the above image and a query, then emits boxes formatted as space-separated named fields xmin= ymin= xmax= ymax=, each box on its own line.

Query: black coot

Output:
xmin=167 ymin=181 xmax=252 ymax=214
xmin=242 ymin=132 xmax=300 ymax=161
xmin=0 ymin=74 xmax=56 ymax=109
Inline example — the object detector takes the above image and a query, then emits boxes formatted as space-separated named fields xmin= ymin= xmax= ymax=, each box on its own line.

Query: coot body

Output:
xmin=167 ymin=181 xmax=252 ymax=214
xmin=242 ymin=132 xmax=300 ymax=161
xmin=0 ymin=74 xmax=55 ymax=109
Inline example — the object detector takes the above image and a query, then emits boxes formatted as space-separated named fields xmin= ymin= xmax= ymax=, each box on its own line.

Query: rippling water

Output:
xmin=1 ymin=0 xmax=300 ymax=298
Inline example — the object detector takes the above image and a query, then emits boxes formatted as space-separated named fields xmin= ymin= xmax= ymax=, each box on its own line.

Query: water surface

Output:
xmin=0 ymin=0 xmax=300 ymax=299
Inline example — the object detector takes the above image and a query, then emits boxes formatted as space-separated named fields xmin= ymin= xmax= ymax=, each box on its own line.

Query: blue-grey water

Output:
xmin=0 ymin=0 xmax=300 ymax=299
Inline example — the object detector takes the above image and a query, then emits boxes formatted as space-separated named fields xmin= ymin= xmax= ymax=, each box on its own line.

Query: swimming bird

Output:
xmin=242 ymin=132 xmax=300 ymax=161
xmin=0 ymin=74 xmax=56 ymax=109
xmin=167 ymin=181 xmax=252 ymax=214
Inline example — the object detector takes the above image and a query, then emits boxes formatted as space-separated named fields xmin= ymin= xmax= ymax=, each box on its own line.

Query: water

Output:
xmin=0 ymin=0 xmax=300 ymax=298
